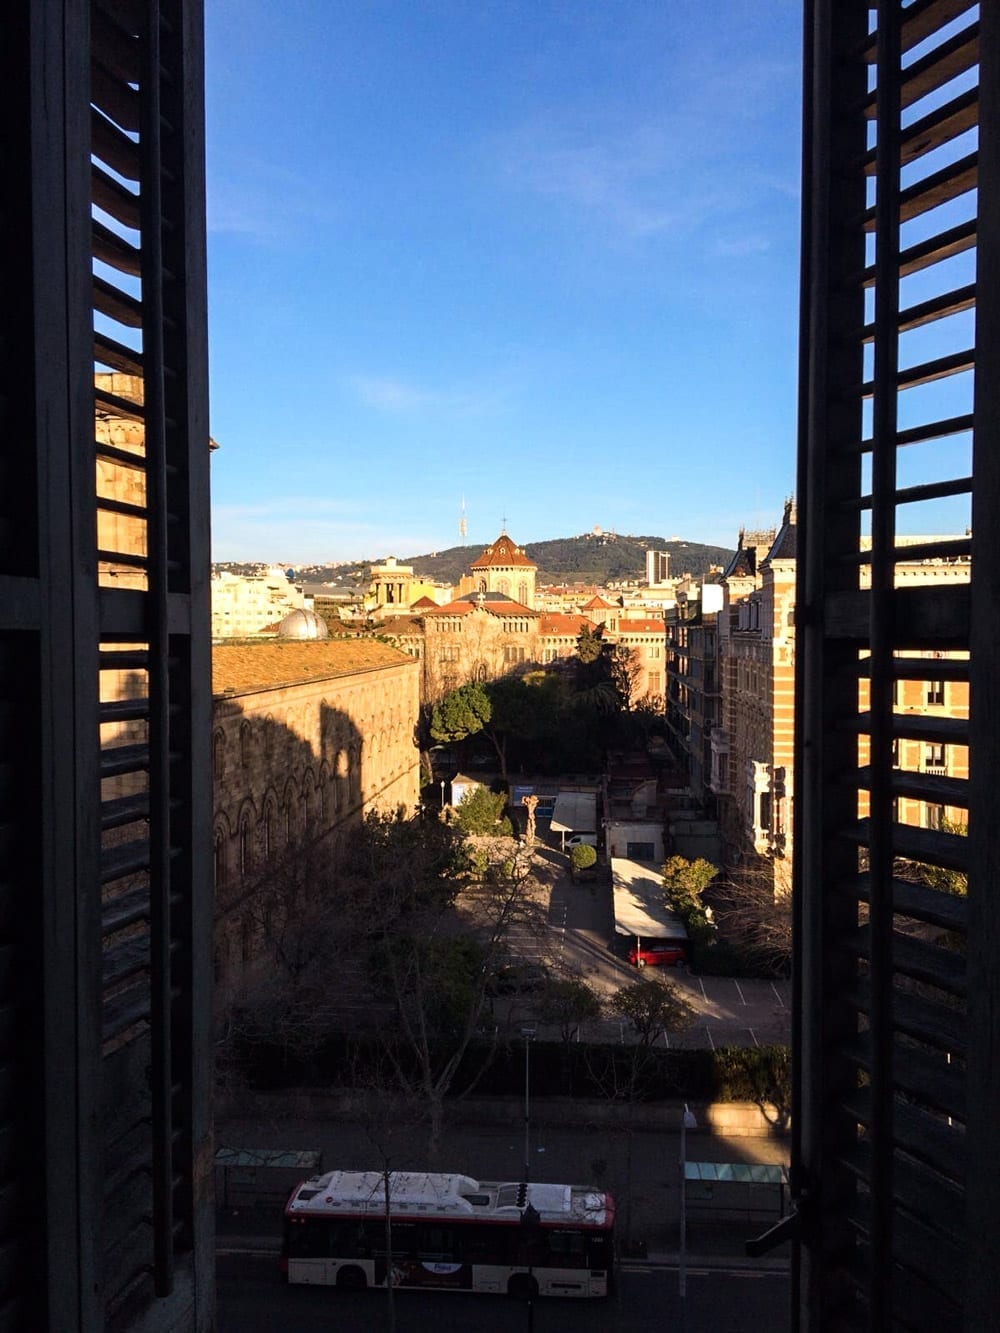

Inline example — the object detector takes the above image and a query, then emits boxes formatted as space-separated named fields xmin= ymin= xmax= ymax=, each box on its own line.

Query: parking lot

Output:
xmin=493 ymin=837 xmax=791 ymax=1050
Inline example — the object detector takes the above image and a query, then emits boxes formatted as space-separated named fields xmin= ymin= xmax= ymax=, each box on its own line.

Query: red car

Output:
xmin=629 ymin=940 xmax=686 ymax=968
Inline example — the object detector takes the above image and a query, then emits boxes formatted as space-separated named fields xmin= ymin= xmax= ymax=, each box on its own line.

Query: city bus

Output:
xmin=282 ymin=1169 xmax=615 ymax=1299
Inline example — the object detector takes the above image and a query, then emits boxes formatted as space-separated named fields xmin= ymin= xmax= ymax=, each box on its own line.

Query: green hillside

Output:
xmin=406 ymin=533 xmax=733 ymax=586
xmin=276 ymin=533 xmax=733 ymax=588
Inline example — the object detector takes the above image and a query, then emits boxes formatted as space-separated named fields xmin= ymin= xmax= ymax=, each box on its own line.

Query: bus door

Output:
xmin=284 ymin=1217 xmax=337 ymax=1285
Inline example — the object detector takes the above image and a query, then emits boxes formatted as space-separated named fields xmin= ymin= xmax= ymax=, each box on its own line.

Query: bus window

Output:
xmin=417 ymin=1225 xmax=455 ymax=1261
xmin=285 ymin=1219 xmax=329 ymax=1258
xmin=547 ymin=1230 xmax=587 ymax=1268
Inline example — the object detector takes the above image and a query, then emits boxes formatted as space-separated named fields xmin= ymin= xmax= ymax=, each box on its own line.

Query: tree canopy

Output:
xmin=430 ymin=681 xmax=491 ymax=743
xmin=609 ymin=977 xmax=694 ymax=1045
xmin=453 ymin=785 xmax=511 ymax=835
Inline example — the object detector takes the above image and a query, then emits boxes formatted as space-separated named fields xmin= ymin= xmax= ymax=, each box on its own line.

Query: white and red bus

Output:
xmin=282 ymin=1169 xmax=615 ymax=1299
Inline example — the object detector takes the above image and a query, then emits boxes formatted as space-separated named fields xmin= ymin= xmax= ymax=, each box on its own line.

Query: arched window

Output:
xmin=214 ymin=827 xmax=227 ymax=888
xmin=263 ymin=803 xmax=274 ymax=861
xmin=239 ymin=818 xmax=252 ymax=879
xmin=240 ymin=721 xmax=252 ymax=770
xmin=478 ymin=578 xmax=487 ymax=594
xmin=498 ymin=578 xmax=510 ymax=596
xmin=518 ymin=580 xmax=528 ymax=605
xmin=213 ymin=730 xmax=226 ymax=781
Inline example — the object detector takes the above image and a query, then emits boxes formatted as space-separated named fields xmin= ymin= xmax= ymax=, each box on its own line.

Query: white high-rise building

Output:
xmin=645 ymin=549 xmax=671 ymax=587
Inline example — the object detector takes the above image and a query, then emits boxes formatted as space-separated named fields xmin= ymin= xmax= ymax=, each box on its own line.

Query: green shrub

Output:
xmin=453 ymin=785 xmax=512 ymax=835
xmin=570 ymin=843 xmax=598 ymax=871
xmin=227 ymin=1027 xmax=790 ymax=1112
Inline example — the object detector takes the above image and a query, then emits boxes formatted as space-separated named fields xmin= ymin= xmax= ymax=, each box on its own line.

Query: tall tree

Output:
xmin=608 ymin=644 xmax=644 ymax=712
xmin=609 ymin=977 xmax=694 ymax=1045
xmin=347 ymin=820 xmax=539 ymax=1162
xmin=430 ymin=681 xmax=492 ymax=745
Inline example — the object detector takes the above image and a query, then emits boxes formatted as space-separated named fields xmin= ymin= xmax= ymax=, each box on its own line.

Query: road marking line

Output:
xmin=706 ymin=1026 xmax=715 ymax=1051
xmin=699 ymin=978 xmax=708 ymax=1002
xmin=734 ymin=979 xmax=747 ymax=1006
xmin=749 ymin=1027 xmax=759 ymax=1047
xmin=771 ymin=982 xmax=785 ymax=1007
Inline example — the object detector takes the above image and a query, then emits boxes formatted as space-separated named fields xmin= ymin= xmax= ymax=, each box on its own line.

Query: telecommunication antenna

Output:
xmin=459 ymin=495 xmax=468 ymax=542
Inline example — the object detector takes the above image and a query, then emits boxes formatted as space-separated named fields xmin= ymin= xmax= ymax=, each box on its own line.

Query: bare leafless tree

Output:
xmin=346 ymin=825 xmax=544 ymax=1164
xmin=712 ymin=856 xmax=793 ymax=975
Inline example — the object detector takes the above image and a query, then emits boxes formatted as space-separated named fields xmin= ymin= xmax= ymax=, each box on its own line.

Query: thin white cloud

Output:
xmin=207 ymin=162 xmax=336 ymax=241
xmin=347 ymin=373 xmax=508 ymax=418
xmin=350 ymin=376 xmax=441 ymax=413
xmin=494 ymin=53 xmax=799 ymax=246
xmin=710 ymin=235 xmax=773 ymax=258
xmin=211 ymin=500 xmax=444 ymax=565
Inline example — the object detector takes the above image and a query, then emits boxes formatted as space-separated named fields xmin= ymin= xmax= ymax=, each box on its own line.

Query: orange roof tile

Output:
xmin=426 ymin=598 xmax=536 ymax=617
xmin=539 ymin=613 xmax=591 ymax=635
xmin=468 ymin=533 xmax=536 ymax=569
xmin=580 ymin=594 xmax=616 ymax=609
xmin=616 ymin=619 xmax=667 ymax=633
xmin=213 ymin=639 xmax=411 ymax=694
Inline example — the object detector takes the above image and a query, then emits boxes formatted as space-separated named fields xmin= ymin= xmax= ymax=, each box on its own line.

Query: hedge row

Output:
xmin=229 ymin=1029 xmax=790 ymax=1109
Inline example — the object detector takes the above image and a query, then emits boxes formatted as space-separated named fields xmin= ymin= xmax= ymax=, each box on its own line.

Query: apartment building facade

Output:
xmin=211 ymin=567 xmax=305 ymax=638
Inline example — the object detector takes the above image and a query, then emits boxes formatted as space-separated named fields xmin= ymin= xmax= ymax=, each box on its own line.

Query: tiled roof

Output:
xmin=766 ymin=523 xmax=798 ymax=562
xmin=616 ymin=619 xmax=667 ymax=634
xmin=410 ymin=595 xmax=439 ymax=609
xmin=723 ymin=549 xmax=756 ymax=579
xmin=468 ymin=533 xmax=536 ymax=569
xmin=540 ymin=613 xmax=591 ymax=635
xmin=379 ymin=616 xmax=425 ymax=635
xmin=426 ymin=597 xmax=537 ymax=618
xmin=580 ymin=594 xmax=615 ymax=609
xmin=212 ymin=639 xmax=411 ymax=694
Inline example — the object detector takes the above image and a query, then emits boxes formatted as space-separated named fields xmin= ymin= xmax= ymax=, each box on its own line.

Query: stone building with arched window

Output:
xmin=211 ymin=635 xmax=420 ymax=1004
xmin=457 ymin=530 xmax=537 ymax=608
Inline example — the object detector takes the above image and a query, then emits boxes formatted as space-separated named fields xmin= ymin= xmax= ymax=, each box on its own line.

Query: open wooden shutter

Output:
xmin=1 ymin=3 xmax=213 ymax=1329
xmin=794 ymin=2 xmax=999 ymax=1328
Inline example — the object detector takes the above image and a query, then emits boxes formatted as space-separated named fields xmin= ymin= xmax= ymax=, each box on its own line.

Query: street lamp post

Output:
xmin=521 ymin=1024 xmax=537 ymax=1182
xmin=679 ymin=1103 xmax=698 ymax=1315
xmin=439 ymin=779 xmax=445 ymax=810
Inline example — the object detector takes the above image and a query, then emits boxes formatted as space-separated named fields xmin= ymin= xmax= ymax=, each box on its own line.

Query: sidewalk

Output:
xmin=215 ymin=1093 xmax=791 ymax=1271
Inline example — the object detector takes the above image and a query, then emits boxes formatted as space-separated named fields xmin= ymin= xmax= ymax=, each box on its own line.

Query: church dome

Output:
xmin=277 ymin=608 xmax=330 ymax=640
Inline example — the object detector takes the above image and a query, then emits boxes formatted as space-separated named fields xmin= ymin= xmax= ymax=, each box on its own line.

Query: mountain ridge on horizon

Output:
xmin=215 ymin=531 xmax=737 ymax=587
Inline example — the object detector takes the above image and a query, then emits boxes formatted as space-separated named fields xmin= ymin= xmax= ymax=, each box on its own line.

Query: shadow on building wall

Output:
xmin=211 ymin=700 xmax=419 ymax=1008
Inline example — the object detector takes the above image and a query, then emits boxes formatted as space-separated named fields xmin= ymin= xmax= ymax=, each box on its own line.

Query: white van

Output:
xmin=566 ymin=833 xmax=598 ymax=849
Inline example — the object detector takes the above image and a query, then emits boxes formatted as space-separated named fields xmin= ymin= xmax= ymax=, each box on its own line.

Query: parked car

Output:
xmin=565 ymin=832 xmax=598 ymax=848
xmin=629 ymin=940 xmax=686 ymax=968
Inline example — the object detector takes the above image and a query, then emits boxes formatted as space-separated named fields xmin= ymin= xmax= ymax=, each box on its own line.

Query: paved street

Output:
xmin=218 ymin=1103 xmax=790 ymax=1263
xmin=217 ymin=1253 xmax=791 ymax=1332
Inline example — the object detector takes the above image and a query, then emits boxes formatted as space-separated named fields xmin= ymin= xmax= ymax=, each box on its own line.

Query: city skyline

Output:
xmin=205 ymin=1 xmax=803 ymax=563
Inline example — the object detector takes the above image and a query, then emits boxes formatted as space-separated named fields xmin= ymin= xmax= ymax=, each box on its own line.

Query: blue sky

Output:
xmin=206 ymin=0 xmax=805 ymax=565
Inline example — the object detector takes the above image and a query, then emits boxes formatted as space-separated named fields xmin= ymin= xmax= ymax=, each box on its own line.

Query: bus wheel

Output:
xmin=335 ymin=1266 xmax=367 ymax=1292
xmin=508 ymin=1273 xmax=539 ymax=1300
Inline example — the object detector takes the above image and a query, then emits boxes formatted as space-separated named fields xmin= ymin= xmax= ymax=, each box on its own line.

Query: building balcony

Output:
xmin=710 ymin=728 xmax=731 ymax=756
